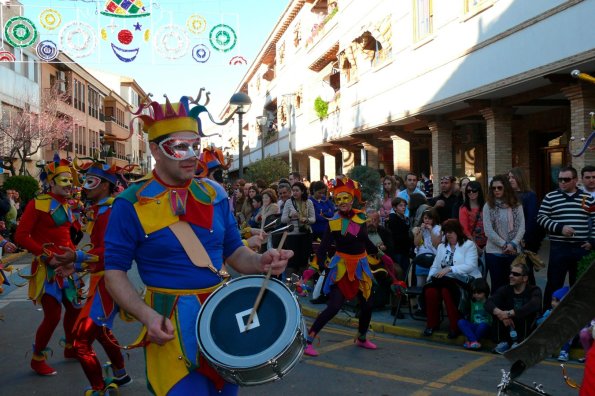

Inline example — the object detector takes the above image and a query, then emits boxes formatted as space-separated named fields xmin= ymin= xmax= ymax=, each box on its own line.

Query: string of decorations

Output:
xmin=36 ymin=40 xmax=59 ymax=61
xmin=229 ymin=55 xmax=247 ymax=65
xmin=186 ymin=14 xmax=207 ymax=35
xmin=192 ymin=43 xmax=210 ymax=63
xmin=4 ymin=16 xmax=38 ymax=48
xmin=59 ymin=20 xmax=97 ymax=58
xmin=39 ymin=8 xmax=63 ymax=30
xmin=153 ymin=24 xmax=189 ymax=60
xmin=209 ymin=24 xmax=237 ymax=53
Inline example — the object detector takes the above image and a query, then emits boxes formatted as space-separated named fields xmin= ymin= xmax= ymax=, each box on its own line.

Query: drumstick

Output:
xmin=245 ymin=231 xmax=288 ymax=331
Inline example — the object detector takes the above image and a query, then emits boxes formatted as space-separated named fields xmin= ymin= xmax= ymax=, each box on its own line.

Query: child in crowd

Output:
xmin=536 ymin=286 xmax=571 ymax=361
xmin=457 ymin=279 xmax=492 ymax=350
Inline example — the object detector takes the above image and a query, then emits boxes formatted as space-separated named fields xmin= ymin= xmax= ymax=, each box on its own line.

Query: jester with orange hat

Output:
xmin=15 ymin=157 xmax=96 ymax=376
xmin=304 ymin=177 xmax=380 ymax=357
xmin=68 ymin=160 xmax=133 ymax=395
xmin=103 ymin=94 xmax=293 ymax=396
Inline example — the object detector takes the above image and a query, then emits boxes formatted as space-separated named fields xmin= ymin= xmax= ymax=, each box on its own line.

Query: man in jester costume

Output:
xmin=68 ymin=160 xmax=132 ymax=395
xmin=304 ymin=177 xmax=379 ymax=357
xmin=14 ymin=157 xmax=92 ymax=376
xmin=104 ymin=94 xmax=293 ymax=396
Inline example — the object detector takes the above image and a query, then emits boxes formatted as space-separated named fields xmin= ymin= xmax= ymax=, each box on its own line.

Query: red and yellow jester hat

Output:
xmin=40 ymin=154 xmax=79 ymax=186
xmin=332 ymin=177 xmax=362 ymax=203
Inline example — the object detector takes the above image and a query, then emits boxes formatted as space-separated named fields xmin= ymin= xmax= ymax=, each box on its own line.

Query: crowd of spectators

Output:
xmin=226 ymin=165 xmax=595 ymax=362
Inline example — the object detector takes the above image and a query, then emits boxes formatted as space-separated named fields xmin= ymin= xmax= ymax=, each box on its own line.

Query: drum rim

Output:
xmin=196 ymin=275 xmax=302 ymax=368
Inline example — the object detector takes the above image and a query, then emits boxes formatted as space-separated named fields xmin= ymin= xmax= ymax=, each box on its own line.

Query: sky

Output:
xmin=14 ymin=0 xmax=289 ymax=113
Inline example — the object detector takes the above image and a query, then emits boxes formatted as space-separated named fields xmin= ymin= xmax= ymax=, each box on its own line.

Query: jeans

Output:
xmin=457 ymin=319 xmax=490 ymax=342
xmin=544 ymin=241 xmax=589 ymax=308
xmin=485 ymin=253 xmax=516 ymax=295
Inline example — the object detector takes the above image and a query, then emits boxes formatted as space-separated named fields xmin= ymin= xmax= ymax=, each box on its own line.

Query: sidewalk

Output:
xmin=298 ymin=239 xmax=586 ymax=361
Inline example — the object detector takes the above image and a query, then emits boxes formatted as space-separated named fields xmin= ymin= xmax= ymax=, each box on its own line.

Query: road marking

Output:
xmin=305 ymin=360 xmax=426 ymax=385
xmin=449 ymin=385 xmax=493 ymax=396
xmin=434 ymin=355 xmax=495 ymax=385
xmin=317 ymin=338 xmax=354 ymax=354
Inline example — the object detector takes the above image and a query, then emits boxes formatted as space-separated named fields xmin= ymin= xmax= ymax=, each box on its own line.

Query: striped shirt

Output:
xmin=537 ymin=189 xmax=595 ymax=243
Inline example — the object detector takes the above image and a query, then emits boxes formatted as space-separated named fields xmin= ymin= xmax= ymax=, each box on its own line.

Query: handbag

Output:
xmin=412 ymin=253 xmax=435 ymax=269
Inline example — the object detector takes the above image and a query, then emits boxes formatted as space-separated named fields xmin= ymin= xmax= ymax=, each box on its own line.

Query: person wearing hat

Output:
xmin=65 ymin=160 xmax=132 ymax=395
xmin=103 ymin=95 xmax=293 ymax=396
xmin=196 ymin=144 xmax=231 ymax=186
xmin=15 ymin=157 xmax=95 ymax=376
xmin=303 ymin=177 xmax=379 ymax=357
xmin=536 ymin=286 xmax=572 ymax=362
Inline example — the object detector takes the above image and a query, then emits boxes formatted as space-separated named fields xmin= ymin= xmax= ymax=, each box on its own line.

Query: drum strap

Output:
xmin=168 ymin=221 xmax=218 ymax=274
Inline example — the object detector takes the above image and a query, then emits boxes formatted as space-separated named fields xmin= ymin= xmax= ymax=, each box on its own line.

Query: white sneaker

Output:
xmin=493 ymin=341 xmax=510 ymax=354
xmin=557 ymin=351 xmax=569 ymax=362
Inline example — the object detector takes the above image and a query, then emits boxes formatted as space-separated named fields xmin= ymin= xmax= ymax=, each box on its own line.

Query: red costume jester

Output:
xmin=103 ymin=94 xmax=292 ymax=396
xmin=15 ymin=158 xmax=95 ymax=375
xmin=304 ymin=177 xmax=379 ymax=357
xmin=70 ymin=160 xmax=132 ymax=395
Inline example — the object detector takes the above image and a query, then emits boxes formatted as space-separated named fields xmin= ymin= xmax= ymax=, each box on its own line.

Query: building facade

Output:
xmin=221 ymin=0 xmax=595 ymax=198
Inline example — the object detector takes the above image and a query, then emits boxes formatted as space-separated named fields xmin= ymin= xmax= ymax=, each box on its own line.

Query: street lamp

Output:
xmin=229 ymin=92 xmax=251 ymax=178
xmin=256 ymin=115 xmax=268 ymax=160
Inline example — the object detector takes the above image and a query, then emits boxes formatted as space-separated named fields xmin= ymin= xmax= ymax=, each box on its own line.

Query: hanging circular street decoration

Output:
xmin=209 ymin=24 xmax=237 ymax=53
xmin=4 ymin=16 xmax=38 ymax=48
xmin=39 ymin=8 xmax=62 ymax=30
xmin=36 ymin=40 xmax=59 ymax=62
xmin=187 ymin=14 xmax=207 ymax=35
xmin=0 ymin=51 xmax=16 ymax=62
xmin=229 ymin=55 xmax=247 ymax=65
xmin=59 ymin=21 xmax=97 ymax=58
xmin=192 ymin=44 xmax=210 ymax=63
xmin=153 ymin=24 xmax=189 ymax=60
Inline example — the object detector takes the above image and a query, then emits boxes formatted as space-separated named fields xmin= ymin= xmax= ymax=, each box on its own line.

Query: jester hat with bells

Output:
xmin=332 ymin=177 xmax=362 ymax=204
xmin=38 ymin=153 xmax=80 ymax=189
xmin=73 ymin=158 xmax=133 ymax=190
xmin=131 ymin=89 xmax=219 ymax=142
xmin=196 ymin=144 xmax=232 ymax=178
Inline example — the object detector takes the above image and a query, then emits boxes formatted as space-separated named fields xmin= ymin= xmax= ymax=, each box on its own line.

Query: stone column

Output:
xmin=390 ymin=135 xmax=410 ymax=175
xmin=562 ymin=84 xmax=595 ymax=170
xmin=361 ymin=142 xmax=379 ymax=169
xmin=428 ymin=121 xmax=454 ymax=179
xmin=479 ymin=107 xmax=514 ymax=178
xmin=340 ymin=147 xmax=356 ymax=175
xmin=309 ymin=155 xmax=321 ymax=182
xmin=322 ymin=152 xmax=336 ymax=180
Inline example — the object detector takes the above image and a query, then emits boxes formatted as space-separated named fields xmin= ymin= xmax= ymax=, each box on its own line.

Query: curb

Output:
xmin=301 ymin=305 xmax=586 ymax=360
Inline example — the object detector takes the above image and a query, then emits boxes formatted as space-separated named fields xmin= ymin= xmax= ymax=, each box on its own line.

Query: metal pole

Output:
xmin=287 ymin=103 xmax=293 ymax=171
xmin=238 ymin=111 xmax=244 ymax=179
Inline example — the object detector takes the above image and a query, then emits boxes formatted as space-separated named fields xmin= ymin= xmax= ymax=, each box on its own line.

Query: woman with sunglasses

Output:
xmin=483 ymin=175 xmax=525 ymax=294
xmin=459 ymin=181 xmax=487 ymax=272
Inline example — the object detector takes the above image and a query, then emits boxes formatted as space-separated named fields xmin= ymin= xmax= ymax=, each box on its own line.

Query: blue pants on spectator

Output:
xmin=544 ymin=241 xmax=589 ymax=308
xmin=457 ymin=319 xmax=490 ymax=342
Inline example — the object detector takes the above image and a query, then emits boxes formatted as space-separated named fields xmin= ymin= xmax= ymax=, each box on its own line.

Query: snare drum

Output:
xmin=196 ymin=275 xmax=305 ymax=386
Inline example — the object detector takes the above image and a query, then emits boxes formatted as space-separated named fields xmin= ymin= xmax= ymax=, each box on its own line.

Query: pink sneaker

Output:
xmin=356 ymin=339 xmax=377 ymax=350
xmin=304 ymin=344 xmax=319 ymax=357
xmin=469 ymin=341 xmax=482 ymax=350
xmin=463 ymin=341 xmax=470 ymax=349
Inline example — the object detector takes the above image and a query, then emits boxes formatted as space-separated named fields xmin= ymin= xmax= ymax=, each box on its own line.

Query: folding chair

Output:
xmin=393 ymin=261 xmax=426 ymax=324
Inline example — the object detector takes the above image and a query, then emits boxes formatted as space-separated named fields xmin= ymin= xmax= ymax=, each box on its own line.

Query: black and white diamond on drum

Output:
xmin=196 ymin=275 xmax=306 ymax=386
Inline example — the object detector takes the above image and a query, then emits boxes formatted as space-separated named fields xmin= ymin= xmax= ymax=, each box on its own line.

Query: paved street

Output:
xmin=0 ymin=256 xmax=585 ymax=396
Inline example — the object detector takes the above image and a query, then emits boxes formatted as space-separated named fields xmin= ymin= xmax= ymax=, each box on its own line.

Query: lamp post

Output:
xmin=282 ymin=93 xmax=295 ymax=171
xmin=256 ymin=115 xmax=268 ymax=160
xmin=229 ymin=92 xmax=251 ymax=179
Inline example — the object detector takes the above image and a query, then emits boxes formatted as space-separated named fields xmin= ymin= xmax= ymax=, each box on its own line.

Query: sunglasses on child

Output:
xmin=491 ymin=185 xmax=504 ymax=191
xmin=509 ymin=271 xmax=524 ymax=277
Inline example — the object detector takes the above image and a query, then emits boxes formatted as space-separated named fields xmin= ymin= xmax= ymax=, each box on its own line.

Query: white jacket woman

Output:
xmin=428 ymin=239 xmax=482 ymax=280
